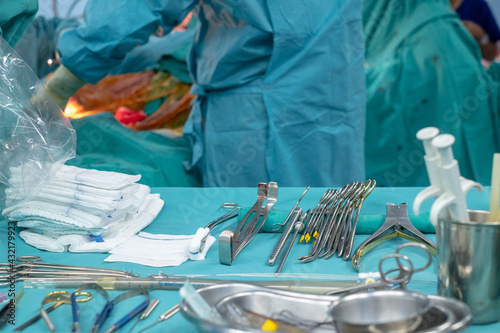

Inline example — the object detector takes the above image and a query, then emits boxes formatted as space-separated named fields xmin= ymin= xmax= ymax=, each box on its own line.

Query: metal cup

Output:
xmin=437 ymin=210 xmax=500 ymax=324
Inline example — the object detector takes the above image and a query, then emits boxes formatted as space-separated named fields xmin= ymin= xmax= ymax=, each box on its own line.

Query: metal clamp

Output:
xmin=351 ymin=203 xmax=437 ymax=271
xmin=219 ymin=182 xmax=278 ymax=265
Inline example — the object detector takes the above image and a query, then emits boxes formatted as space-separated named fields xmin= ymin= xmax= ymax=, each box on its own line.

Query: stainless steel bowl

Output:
xmin=180 ymin=284 xmax=470 ymax=333
xmin=330 ymin=290 xmax=432 ymax=333
xmin=181 ymin=283 xmax=264 ymax=333
xmin=180 ymin=283 xmax=340 ymax=333
xmin=215 ymin=290 xmax=337 ymax=332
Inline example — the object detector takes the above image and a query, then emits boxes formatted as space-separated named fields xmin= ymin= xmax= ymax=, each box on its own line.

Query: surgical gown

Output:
xmin=364 ymin=0 xmax=500 ymax=187
xmin=0 ymin=0 xmax=38 ymax=47
xmin=57 ymin=0 xmax=366 ymax=187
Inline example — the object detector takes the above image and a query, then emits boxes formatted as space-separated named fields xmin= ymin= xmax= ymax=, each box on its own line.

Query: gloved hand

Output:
xmin=46 ymin=65 xmax=86 ymax=110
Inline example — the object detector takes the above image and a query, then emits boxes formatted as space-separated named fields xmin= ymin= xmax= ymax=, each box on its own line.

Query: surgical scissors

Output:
xmin=15 ymin=290 xmax=92 ymax=332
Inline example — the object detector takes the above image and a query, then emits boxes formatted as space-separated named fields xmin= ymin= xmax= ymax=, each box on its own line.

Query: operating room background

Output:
xmin=11 ymin=0 xmax=500 ymax=189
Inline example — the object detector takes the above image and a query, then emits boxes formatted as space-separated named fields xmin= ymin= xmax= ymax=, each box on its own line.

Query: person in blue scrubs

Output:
xmin=454 ymin=0 xmax=500 ymax=60
xmin=47 ymin=0 xmax=366 ymax=187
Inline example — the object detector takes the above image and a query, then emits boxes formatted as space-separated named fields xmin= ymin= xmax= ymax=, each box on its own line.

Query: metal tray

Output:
xmin=180 ymin=283 xmax=471 ymax=333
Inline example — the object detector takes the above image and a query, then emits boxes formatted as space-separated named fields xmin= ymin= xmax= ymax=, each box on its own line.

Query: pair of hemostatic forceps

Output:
xmin=298 ymin=181 xmax=375 ymax=262
xmin=0 ymin=256 xmax=136 ymax=286
xmin=299 ymin=183 xmax=358 ymax=262
xmin=318 ymin=183 xmax=363 ymax=259
xmin=15 ymin=290 xmax=92 ymax=332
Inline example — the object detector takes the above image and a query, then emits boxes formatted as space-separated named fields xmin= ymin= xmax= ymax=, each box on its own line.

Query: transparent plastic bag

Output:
xmin=0 ymin=37 xmax=76 ymax=212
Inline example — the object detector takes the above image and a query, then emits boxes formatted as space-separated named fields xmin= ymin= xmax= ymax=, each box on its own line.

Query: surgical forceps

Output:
xmin=298 ymin=181 xmax=375 ymax=263
xmin=319 ymin=182 xmax=365 ymax=259
xmin=351 ymin=203 xmax=437 ymax=271
xmin=300 ymin=189 xmax=337 ymax=243
xmin=15 ymin=290 xmax=92 ymax=332
xmin=0 ymin=256 xmax=136 ymax=285
xmin=341 ymin=180 xmax=376 ymax=260
xmin=299 ymin=184 xmax=358 ymax=262
xmin=321 ymin=180 xmax=375 ymax=259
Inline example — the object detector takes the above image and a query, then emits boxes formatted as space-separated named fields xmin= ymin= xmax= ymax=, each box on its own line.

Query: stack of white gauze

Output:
xmin=104 ymin=231 xmax=216 ymax=267
xmin=2 ymin=165 xmax=164 ymax=252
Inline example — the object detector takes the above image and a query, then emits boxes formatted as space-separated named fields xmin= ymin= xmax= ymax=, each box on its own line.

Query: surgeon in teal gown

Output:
xmin=47 ymin=0 xmax=366 ymax=187
xmin=0 ymin=0 xmax=38 ymax=47
xmin=364 ymin=0 xmax=500 ymax=187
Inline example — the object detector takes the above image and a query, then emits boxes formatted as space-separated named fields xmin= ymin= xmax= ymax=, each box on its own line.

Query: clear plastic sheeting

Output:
xmin=0 ymin=36 xmax=76 ymax=211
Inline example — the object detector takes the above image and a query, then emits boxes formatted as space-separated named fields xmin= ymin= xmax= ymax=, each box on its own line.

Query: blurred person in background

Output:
xmin=45 ymin=0 xmax=367 ymax=187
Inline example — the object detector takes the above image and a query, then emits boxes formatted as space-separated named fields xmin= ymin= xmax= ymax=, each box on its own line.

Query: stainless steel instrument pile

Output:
xmin=182 ymin=285 xmax=471 ymax=333
xmin=181 ymin=244 xmax=472 ymax=333
xmin=0 ymin=256 xmax=136 ymax=285
xmin=298 ymin=180 xmax=375 ymax=263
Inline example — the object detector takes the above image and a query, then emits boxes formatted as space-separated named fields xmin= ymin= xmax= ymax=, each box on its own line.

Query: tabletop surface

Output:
xmin=1 ymin=186 xmax=498 ymax=332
